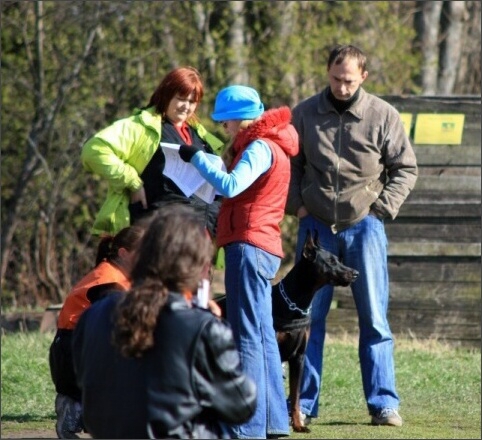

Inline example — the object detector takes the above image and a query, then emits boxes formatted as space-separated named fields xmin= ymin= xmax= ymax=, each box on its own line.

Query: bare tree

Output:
xmin=278 ymin=2 xmax=298 ymax=106
xmin=438 ymin=1 xmax=467 ymax=94
xmin=414 ymin=1 xmax=479 ymax=95
xmin=454 ymin=1 xmax=481 ymax=94
xmin=414 ymin=1 xmax=444 ymax=94
xmin=192 ymin=2 xmax=217 ymax=79
xmin=1 ymin=1 xmax=101 ymax=300
xmin=227 ymin=1 xmax=249 ymax=84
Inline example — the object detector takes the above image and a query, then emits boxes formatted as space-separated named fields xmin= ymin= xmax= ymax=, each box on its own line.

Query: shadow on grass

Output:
xmin=1 ymin=414 xmax=54 ymax=423
xmin=322 ymin=421 xmax=372 ymax=426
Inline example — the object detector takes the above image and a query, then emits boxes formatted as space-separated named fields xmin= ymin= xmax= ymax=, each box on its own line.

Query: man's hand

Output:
xmin=179 ymin=144 xmax=201 ymax=163
xmin=297 ymin=205 xmax=309 ymax=219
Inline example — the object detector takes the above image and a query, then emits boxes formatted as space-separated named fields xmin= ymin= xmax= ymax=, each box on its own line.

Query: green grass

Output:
xmin=1 ymin=332 xmax=55 ymax=421
xmin=288 ymin=335 xmax=481 ymax=438
xmin=1 ymin=331 xmax=480 ymax=438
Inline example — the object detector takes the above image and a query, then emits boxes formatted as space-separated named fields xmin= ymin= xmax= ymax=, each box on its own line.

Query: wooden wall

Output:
xmin=4 ymin=97 xmax=480 ymax=347
xmin=328 ymin=95 xmax=481 ymax=348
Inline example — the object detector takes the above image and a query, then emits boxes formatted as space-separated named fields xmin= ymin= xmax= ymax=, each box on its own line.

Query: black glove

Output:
xmin=179 ymin=144 xmax=201 ymax=162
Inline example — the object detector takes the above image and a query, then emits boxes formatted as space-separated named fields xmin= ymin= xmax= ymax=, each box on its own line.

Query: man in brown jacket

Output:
xmin=286 ymin=44 xmax=418 ymax=428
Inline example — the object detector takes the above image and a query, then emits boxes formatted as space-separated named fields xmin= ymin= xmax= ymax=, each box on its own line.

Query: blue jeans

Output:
xmin=224 ymin=242 xmax=290 ymax=439
xmin=297 ymin=215 xmax=400 ymax=417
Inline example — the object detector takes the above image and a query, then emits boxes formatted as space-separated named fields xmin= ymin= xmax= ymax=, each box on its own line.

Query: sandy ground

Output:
xmin=1 ymin=428 xmax=91 ymax=439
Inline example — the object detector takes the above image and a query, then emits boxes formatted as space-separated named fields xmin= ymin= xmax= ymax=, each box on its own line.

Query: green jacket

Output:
xmin=81 ymin=107 xmax=224 ymax=235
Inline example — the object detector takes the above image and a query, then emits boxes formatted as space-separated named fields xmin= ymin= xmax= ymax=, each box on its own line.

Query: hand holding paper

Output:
xmin=160 ymin=142 xmax=226 ymax=204
xmin=179 ymin=144 xmax=201 ymax=162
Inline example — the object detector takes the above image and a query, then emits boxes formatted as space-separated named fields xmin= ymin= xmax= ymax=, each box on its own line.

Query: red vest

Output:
xmin=217 ymin=140 xmax=290 ymax=257
xmin=216 ymin=107 xmax=298 ymax=257
xmin=57 ymin=261 xmax=130 ymax=330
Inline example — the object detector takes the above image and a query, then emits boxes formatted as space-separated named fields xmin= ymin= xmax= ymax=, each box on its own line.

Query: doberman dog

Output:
xmin=215 ymin=230 xmax=358 ymax=433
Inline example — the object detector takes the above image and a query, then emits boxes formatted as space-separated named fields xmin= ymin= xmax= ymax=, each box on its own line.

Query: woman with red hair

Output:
xmin=82 ymin=66 xmax=224 ymax=239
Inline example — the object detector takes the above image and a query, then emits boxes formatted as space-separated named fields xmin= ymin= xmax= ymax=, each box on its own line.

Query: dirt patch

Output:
xmin=2 ymin=428 xmax=56 ymax=439
xmin=1 ymin=427 xmax=91 ymax=439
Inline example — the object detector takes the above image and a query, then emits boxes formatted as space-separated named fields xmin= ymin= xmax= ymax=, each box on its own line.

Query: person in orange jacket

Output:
xmin=49 ymin=224 xmax=146 ymax=439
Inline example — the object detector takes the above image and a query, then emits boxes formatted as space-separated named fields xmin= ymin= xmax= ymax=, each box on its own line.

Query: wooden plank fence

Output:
xmin=328 ymin=95 xmax=481 ymax=348
xmin=2 ymin=96 xmax=480 ymax=350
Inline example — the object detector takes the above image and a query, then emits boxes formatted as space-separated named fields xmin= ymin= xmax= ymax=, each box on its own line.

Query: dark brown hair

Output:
xmin=95 ymin=224 xmax=146 ymax=266
xmin=327 ymin=44 xmax=367 ymax=72
xmin=147 ymin=66 xmax=204 ymax=120
xmin=112 ymin=204 xmax=213 ymax=358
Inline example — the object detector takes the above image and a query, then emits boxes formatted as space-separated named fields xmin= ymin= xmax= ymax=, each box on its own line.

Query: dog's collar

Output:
xmin=274 ymin=315 xmax=311 ymax=332
xmin=278 ymin=280 xmax=312 ymax=316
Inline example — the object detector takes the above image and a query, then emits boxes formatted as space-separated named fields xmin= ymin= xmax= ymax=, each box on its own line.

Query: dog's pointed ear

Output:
xmin=313 ymin=229 xmax=320 ymax=246
xmin=303 ymin=229 xmax=316 ymax=260
xmin=305 ymin=229 xmax=315 ymax=247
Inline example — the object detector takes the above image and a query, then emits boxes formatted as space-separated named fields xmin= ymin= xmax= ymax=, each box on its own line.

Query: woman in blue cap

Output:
xmin=178 ymin=85 xmax=299 ymax=438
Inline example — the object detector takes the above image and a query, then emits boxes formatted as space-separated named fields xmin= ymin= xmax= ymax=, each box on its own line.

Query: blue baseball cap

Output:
xmin=211 ymin=85 xmax=264 ymax=121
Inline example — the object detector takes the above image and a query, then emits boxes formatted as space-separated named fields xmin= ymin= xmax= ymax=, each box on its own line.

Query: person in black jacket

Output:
xmin=72 ymin=204 xmax=256 ymax=439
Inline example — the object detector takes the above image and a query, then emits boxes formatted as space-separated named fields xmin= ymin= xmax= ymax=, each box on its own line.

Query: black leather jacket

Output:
xmin=72 ymin=292 xmax=256 ymax=439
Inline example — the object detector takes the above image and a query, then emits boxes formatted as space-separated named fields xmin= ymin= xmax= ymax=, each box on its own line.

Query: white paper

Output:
xmin=160 ymin=142 xmax=225 ymax=204
xmin=196 ymin=278 xmax=210 ymax=308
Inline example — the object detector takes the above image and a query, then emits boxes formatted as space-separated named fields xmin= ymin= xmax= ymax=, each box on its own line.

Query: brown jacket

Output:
xmin=286 ymin=87 xmax=418 ymax=232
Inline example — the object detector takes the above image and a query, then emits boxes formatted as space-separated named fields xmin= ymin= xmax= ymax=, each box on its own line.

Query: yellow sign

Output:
xmin=414 ymin=114 xmax=465 ymax=145
xmin=399 ymin=113 xmax=412 ymax=137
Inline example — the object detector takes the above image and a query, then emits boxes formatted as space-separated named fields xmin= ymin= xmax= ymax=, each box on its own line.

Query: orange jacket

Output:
xmin=57 ymin=261 xmax=130 ymax=330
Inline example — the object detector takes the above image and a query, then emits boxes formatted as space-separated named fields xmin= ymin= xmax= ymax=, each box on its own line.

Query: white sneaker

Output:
xmin=371 ymin=408 xmax=403 ymax=427
xmin=299 ymin=411 xmax=312 ymax=426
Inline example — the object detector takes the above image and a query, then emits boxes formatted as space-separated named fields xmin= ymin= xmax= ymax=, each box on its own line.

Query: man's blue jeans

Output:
xmin=297 ymin=214 xmax=400 ymax=417
xmin=224 ymin=242 xmax=290 ymax=439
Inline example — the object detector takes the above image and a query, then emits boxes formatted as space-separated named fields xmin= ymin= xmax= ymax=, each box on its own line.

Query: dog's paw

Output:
xmin=291 ymin=411 xmax=311 ymax=433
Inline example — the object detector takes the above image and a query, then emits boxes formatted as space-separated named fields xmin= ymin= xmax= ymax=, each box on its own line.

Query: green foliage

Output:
xmin=0 ymin=0 xmax=435 ymax=308
xmin=1 ymin=332 xmax=480 ymax=438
